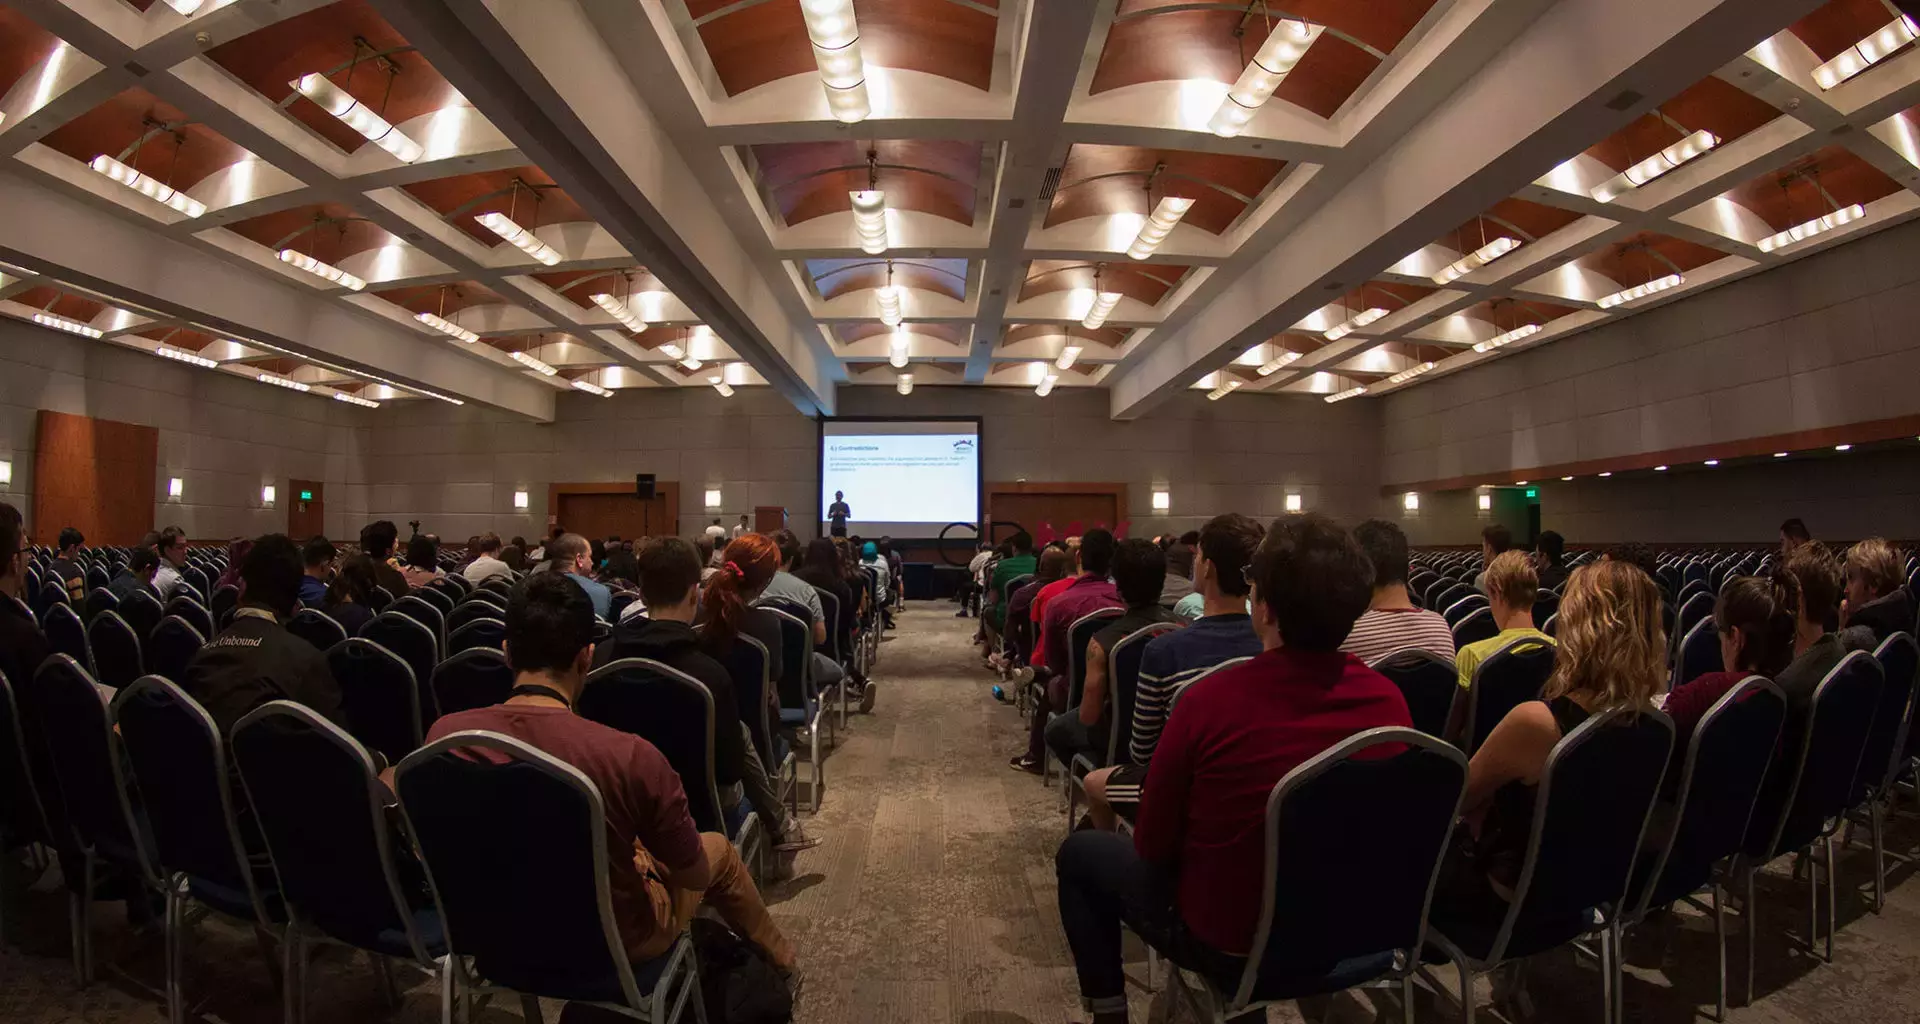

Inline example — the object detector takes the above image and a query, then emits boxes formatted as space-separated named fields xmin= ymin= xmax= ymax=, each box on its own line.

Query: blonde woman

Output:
xmin=1433 ymin=559 xmax=1667 ymax=924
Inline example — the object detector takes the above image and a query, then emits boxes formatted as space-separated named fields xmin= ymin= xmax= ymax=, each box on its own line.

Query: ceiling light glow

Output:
xmin=1590 ymin=130 xmax=1719 ymax=203
xmin=332 ymin=391 xmax=380 ymax=408
xmin=1126 ymin=196 xmax=1194 ymax=260
xmin=156 ymin=345 xmax=216 ymax=368
xmin=289 ymin=72 xmax=423 ymax=163
xmin=1385 ymin=361 xmax=1436 ymax=385
xmin=1596 ymin=273 xmax=1681 ymax=309
xmin=1834 ymin=443 xmax=1852 ymax=451
xmin=258 ymin=372 xmax=311 ymax=392
xmin=1081 ymin=291 xmax=1121 ymax=329
xmin=1474 ymin=322 xmax=1540 ymax=354
xmin=1035 ymin=373 xmax=1058 ymax=398
xmin=1757 ymin=204 xmax=1864 ymax=252
xmin=849 ymin=189 xmax=888 ymax=254
xmin=571 ymin=379 xmax=613 ymax=397
xmin=875 ymin=284 xmax=902 ymax=327
xmin=32 ymin=312 xmax=102 ymax=338
xmin=1206 ymin=378 xmax=1242 ymax=401
xmin=1431 ymin=236 xmax=1520 ymax=285
xmin=1324 ymin=386 xmax=1365 ymax=403
xmin=511 ymin=350 xmax=556 ymax=376
xmin=161 ymin=0 xmax=204 ymax=12
xmin=1812 ymin=15 xmax=1919 ymax=89
xmin=589 ymin=293 xmax=649 ymax=333
xmin=89 ymin=154 xmax=207 ymax=218
xmin=278 ymin=248 xmax=366 ymax=291
xmin=889 ymin=330 xmax=909 ymax=368
xmin=475 ymin=212 xmax=561 ymax=265
xmin=1055 ymin=345 xmax=1082 ymax=370
xmin=1207 ymin=19 xmax=1323 ymax=137
xmin=801 ymin=0 xmax=870 ymax=123
xmin=415 ymin=311 xmax=478 ymax=344
xmin=709 ymin=374 xmax=734 ymax=397
xmin=1323 ymin=307 xmax=1387 ymax=341
xmin=1258 ymin=349 xmax=1301 ymax=376
xmin=896 ymin=373 xmax=913 ymax=395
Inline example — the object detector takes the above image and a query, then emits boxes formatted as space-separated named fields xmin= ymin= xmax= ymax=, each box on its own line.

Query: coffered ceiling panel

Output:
xmin=1047 ymin=144 xmax=1287 ymax=235
xmin=754 ymin=139 xmax=982 ymax=225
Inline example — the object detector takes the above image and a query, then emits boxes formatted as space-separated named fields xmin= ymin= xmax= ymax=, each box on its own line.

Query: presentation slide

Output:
xmin=819 ymin=419 xmax=980 ymax=538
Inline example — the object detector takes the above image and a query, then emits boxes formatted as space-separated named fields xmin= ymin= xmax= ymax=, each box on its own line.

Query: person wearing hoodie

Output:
xmin=599 ymin=537 xmax=819 ymax=860
xmin=1840 ymin=537 xmax=1914 ymax=650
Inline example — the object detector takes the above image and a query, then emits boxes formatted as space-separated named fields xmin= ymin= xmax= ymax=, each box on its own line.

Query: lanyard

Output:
xmin=509 ymin=684 xmax=572 ymax=709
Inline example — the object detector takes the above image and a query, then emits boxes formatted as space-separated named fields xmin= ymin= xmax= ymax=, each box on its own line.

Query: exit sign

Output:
xmin=1525 ymin=488 xmax=1538 ymax=499
xmin=299 ymin=490 xmax=314 ymax=502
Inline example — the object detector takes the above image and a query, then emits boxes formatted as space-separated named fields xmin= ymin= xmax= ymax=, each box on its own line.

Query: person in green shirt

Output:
xmin=1454 ymin=549 xmax=1555 ymax=689
xmin=983 ymin=531 xmax=1038 ymax=644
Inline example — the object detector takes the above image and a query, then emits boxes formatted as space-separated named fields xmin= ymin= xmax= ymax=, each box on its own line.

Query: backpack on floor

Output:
xmin=692 ymin=917 xmax=793 ymax=1024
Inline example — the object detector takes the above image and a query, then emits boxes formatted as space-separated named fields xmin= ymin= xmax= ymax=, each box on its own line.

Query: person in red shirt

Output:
xmin=1012 ymin=531 xmax=1122 ymax=774
xmin=1661 ymin=572 xmax=1798 ymax=774
xmin=1053 ymin=514 xmax=1411 ymax=1023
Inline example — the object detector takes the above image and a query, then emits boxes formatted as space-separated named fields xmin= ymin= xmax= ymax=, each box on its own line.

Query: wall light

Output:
xmin=1402 ymin=492 xmax=1420 ymax=511
xmin=1834 ymin=443 xmax=1852 ymax=451
xmin=1704 ymin=459 xmax=1719 ymax=466
xmin=261 ymin=485 xmax=276 ymax=506
xmin=1285 ymin=493 xmax=1303 ymax=513
xmin=168 ymin=476 xmax=183 ymax=498
xmin=1560 ymin=475 xmax=1574 ymax=481
xmin=1598 ymin=471 xmax=1612 ymax=478
xmin=513 ymin=490 xmax=529 ymax=511
xmin=1773 ymin=451 xmax=1788 ymax=458
xmin=0 ymin=460 xmax=13 ymax=485
xmin=1478 ymin=493 xmax=1492 ymax=511
xmin=705 ymin=489 xmax=723 ymax=509
xmin=1151 ymin=489 xmax=1170 ymax=511
xmin=1654 ymin=465 xmax=1668 ymax=471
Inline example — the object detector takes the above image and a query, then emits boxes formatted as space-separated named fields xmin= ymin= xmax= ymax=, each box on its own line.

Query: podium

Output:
xmin=754 ymin=506 xmax=789 ymax=534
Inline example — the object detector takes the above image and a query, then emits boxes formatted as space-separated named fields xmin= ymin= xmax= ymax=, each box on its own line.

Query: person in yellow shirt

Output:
xmin=1455 ymin=550 xmax=1555 ymax=689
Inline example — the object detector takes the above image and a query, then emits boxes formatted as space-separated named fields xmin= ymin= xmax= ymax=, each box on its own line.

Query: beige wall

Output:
xmin=0 ymin=320 xmax=364 ymax=542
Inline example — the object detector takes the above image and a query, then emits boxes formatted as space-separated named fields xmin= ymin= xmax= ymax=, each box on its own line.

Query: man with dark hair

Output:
xmin=1472 ymin=523 xmax=1513 ymax=595
xmin=1534 ymin=529 xmax=1569 ymax=592
xmin=1776 ymin=542 xmax=1847 ymax=707
xmin=1085 ymin=513 xmax=1265 ymax=829
xmin=0 ymin=502 xmax=47 ymax=704
xmin=154 ymin=526 xmax=189 ymax=598
xmin=1779 ymin=517 xmax=1811 ymax=556
xmin=426 ymin=573 xmax=798 ymax=983
xmin=51 ymin=526 xmax=87 ymax=602
xmin=1046 ymin=539 xmax=1178 ymax=787
xmin=183 ymin=534 xmax=344 ymax=735
xmin=299 ymin=535 xmax=335 ymax=607
xmin=108 ymin=547 xmax=162 ymax=603
xmin=827 ymin=490 xmax=851 ymax=538
xmin=600 ymin=539 xmax=818 ymax=860
xmin=463 ymin=532 xmax=512 ymax=585
xmin=548 ymin=532 xmax=611 ymax=619
xmin=1054 ymin=514 xmax=1410 ymax=1023
xmin=1011 ymin=530 xmax=1123 ymax=774
xmin=359 ymin=520 xmax=409 ymax=599
xmin=1342 ymin=519 xmax=1455 ymax=664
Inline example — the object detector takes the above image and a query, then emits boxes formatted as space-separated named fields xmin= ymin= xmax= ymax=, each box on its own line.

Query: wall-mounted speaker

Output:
xmin=635 ymin=473 xmax=656 ymax=500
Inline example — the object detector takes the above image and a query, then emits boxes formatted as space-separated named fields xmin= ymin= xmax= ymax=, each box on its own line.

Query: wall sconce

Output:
xmin=1151 ymin=489 xmax=1170 ymax=512
xmin=1285 ymin=493 xmax=1302 ymax=513
xmin=1403 ymin=492 xmax=1419 ymax=511
xmin=1478 ymin=493 xmax=1492 ymax=511
xmin=169 ymin=477 xmax=184 ymax=499
xmin=261 ymin=485 xmax=277 ymax=506
xmin=513 ymin=490 xmax=529 ymax=511
xmin=705 ymin=489 xmax=723 ymax=509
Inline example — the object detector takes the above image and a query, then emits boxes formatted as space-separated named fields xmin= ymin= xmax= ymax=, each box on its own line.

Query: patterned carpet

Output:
xmin=5 ymin=603 xmax=1920 ymax=1023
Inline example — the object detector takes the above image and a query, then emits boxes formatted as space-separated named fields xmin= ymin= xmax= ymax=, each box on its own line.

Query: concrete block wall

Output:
xmin=0 ymin=320 xmax=365 ymax=542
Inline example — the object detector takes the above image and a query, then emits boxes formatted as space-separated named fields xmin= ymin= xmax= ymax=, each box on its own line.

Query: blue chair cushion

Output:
xmin=365 ymin=905 xmax=449 ymax=959
xmin=1245 ymin=950 xmax=1399 ymax=1002
xmin=724 ymin=795 xmax=753 ymax=840
xmin=778 ymin=707 xmax=806 ymax=728
xmin=188 ymin=873 xmax=287 ymax=923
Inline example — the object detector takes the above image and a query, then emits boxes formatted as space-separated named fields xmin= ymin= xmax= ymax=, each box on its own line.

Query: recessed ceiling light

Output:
xmin=1773 ymin=452 xmax=1788 ymax=458
xmin=1834 ymin=443 xmax=1852 ymax=451
xmin=1598 ymin=471 xmax=1612 ymax=478
xmin=1704 ymin=459 xmax=1719 ymax=466
xmin=1560 ymin=475 xmax=1574 ymax=481
xmin=1654 ymin=465 xmax=1668 ymax=471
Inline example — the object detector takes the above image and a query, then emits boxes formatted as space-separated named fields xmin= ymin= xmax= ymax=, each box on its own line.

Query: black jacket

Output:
xmin=596 ymin=617 xmax=748 ymax=785
xmin=1842 ymin=589 xmax=1916 ymax=651
xmin=183 ymin=608 xmax=346 ymax=736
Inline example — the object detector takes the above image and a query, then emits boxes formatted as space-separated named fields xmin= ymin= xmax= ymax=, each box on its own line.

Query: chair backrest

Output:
xmin=145 ymin=615 xmax=206 ymax=683
xmin=1463 ymin=636 xmax=1557 ymax=754
xmin=82 ymin=586 xmax=120 ymax=624
xmin=326 ymin=638 xmax=424 ymax=767
xmin=1676 ymin=579 xmax=1710 ymax=610
xmin=1676 ymin=590 xmax=1714 ymax=642
xmin=111 ymin=676 xmax=273 ymax=924
xmin=1635 ymin=677 xmax=1785 ymax=916
xmin=388 ymin=596 xmax=446 ymax=655
xmin=763 ymin=606 xmax=813 ymax=711
xmin=182 ymin=565 xmax=210 ymax=604
xmin=1864 ymin=633 xmax=1918 ymax=800
xmin=580 ymin=658 xmax=725 ymax=834
xmin=466 ymin=587 xmax=510 ymax=611
xmin=1757 ymin=650 xmax=1884 ymax=860
xmin=1167 ymin=656 xmax=1255 ymax=712
xmin=37 ymin=579 xmax=68 ymax=616
xmin=34 ymin=655 xmax=149 ymax=870
xmin=446 ymin=599 xmax=503 ymax=633
xmin=118 ymin=589 xmax=164 ymax=641
xmin=165 ymin=595 xmax=214 ymax=640
xmin=1542 ymin=611 xmax=1558 ymax=638
xmin=713 ymin=633 xmax=777 ymax=767
xmin=362 ymin=611 xmax=441 ymax=725
xmin=1442 ymin=593 xmax=1488 ymax=627
xmin=448 ymin=617 xmax=506 ymax=655
xmin=367 ymin=585 xmax=395 ymax=612
xmin=85 ymin=564 xmax=111 ymax=592
xmin=411 ymin=585 xmax=455 ymax=616
xmin=1488 ymin=706 xmax=1673 ymax=963
xmin=232 ymin=701 xmax=437 ymax=961
xmin=211 ymin=584 xmax=240 ymax=626
xmin=286 ymin=608 xmax=349 ymax=651
xmin=430 ymin=648 xmax=515 ymax=718
xmin=396 ymin=731 xmax=646 ymax=1008
xmin=1066 ymin=608 xmax=1123 ymax=709
xmin=816 ymin=587 xmax=845 ymax=664
xmin=1671 ymin=616 xmax=1720 ymax=691
xmin=1368 ymin=647 xmax=1459 ymax=738
xmin=478 ymin=576 xmax=513 ymax=597
xmin=1235 ymin=729 xmax=1467 ymax=1007
xmin=0 ymin=668 xmax=53 ymax=849
xmin=1450 ymin=606 xmax=1498 ymax=649
xmin=1106 ymin=622 xmax=1182 ymax=764
xmin=1531 ymin=592 xmax=1559 ymax=630
xmin=42 ymin=602 xmax=89 ymax=667
xmin=86 ymin=609 xmax=143 ymax=689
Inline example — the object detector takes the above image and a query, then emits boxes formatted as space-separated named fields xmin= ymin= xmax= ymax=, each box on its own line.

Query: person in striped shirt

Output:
xmin=1081 ymin=513 xmax=1264 ymax=830
xmin=1340 ymin=519 xmax=1456 ymax=665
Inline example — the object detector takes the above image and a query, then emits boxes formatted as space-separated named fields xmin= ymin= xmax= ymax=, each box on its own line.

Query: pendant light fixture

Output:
xmin=800 ymin=0 xmax=870 ymax=123
xmin=590 ymin=275 xmax=649 ymax=333
xmin=278 ymin=215 xmax=366 ymax=291
xmin=1081 ymin=264 xmax=1121 ymax=329
xmin=90 ymin=119 xmax=205 ymax=218
xmin=1432 ymin=217 xmax=1520 ymax=285
xmin=849 ymin=148 xmax=888 ymax=254
xmin=1208 ymin=15 xmax=1322 ymax=137
xmin=289 ymin=40 xmax=423 ymax=163
xmin=876 ymin=261 xmax=903 ymax=327
xmin=1756 ymin=165 xmax=1863 ymax=253
xmin=475 ymin=178 xmax=561 ymax=265
xmin=1595 ymin=243 xmax=1681 ymax=309
xmin=416 ymin=285 xmax=478 ymax=344
xmin=1323 ymin=284 xmax=1388 ymax=341
xmin=1590 ymin=114 xmax=1718 ymax=204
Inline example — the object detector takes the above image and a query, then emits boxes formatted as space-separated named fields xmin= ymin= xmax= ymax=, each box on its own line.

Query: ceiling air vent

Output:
xmin=124 ymin=61 xmax=151 ymax=77
xmin=1035 ymin=166 xmax=1064 ymax=203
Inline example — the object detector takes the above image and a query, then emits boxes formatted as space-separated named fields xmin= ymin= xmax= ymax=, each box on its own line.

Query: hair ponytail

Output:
xmin=701 ymin=534 xmax=779 ymax=655
xmin=1712 ymin=571 xmax=1800 ymax=677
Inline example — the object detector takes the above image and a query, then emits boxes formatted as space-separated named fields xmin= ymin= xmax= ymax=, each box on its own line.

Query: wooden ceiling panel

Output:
xmin=1092 ymin=8 xmax=1248 ymax=94
xmin=1724 ymin=145 xmax=1905 ymax=230
xmin=753 ymin=140 xmax=982 ymax=225
xmin=207 ymin=0 xmax=460 ymax=154
xmin=401 ymin=166 xmax=593 ymax=244
xmin=696 ymin=0 xmax=997 ymax=97
xmin=1003 ymin=324 xmax=1130 ymax=349
xmin=808 ymin=257 xmax=968 ymax=301
xmin=1456 ymin=296 xmax=1583 ymax=328
xmin=1047 ymin=144 xmax=1286 ymax=235
xmin=529 ymin=267 xmax=660 ymax=311
xmin=1584 ymin=76 xmax=1781 ymax=172
xmin=12 ymin=287 xmax=105 ymax=323
xmin=39 ymin=88 xmax=250 ymax=193
xmin=0 ymin=8 xmax=62 ymax=99
xmin=1581 ymin=232 xmax=1730 ymax=281
xmin=134 ymin=326 xmax=217 ymax=351
xmin=1269 ymin=31 xmax=1375 ymax=119
xmin=1019 ymin=260 xmax=1192 ymax=306
xmin=1325 ymin=280 xmax=1434 ymax=318
xmin=226 ymin=202 xmax=398 ymax=256
xmin=832 ymin=321 xmax=968 ymax=346
xmin=1788 ymin=0 xmax=1912 ymax=61
xmin=372 ymin=281 xmax=508 ymax=316
xmin=1437 ymin=197 xmax=1583 ymax=253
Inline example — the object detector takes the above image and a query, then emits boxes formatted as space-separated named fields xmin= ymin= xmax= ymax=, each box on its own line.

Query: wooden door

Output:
xmin=32 ymin=410 xmax=157 ymax=545
xmin=288 ymin=480 xmax=325 ymax=539
xmin=988 ymin=485 xmax=1124 ymax=542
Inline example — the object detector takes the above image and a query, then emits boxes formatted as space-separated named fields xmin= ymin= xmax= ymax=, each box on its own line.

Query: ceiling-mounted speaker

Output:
xmin=635 ymin=473 xmax=656 ymax=500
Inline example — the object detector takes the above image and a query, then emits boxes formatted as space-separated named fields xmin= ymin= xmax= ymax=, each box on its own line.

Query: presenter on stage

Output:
xmin=827 ymin=491 xmax=852 ymax=538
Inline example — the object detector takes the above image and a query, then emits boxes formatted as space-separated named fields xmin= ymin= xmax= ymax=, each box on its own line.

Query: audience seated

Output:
xmin=1779 ymin=517 xmax=1811 ymax=558
xmin=983 ymin=531 xmax=1037 ymax=649
xmin=1053 ymin=513 xmax=1410 ymax=1024
xmin=1602 ymin=541 xmax=1663 ymax=588
xmin=599 ymin=537 xmax=818 ymax=862
xmin=795 ymin=536 xmax=873 ymax=708
xmin=546 ymin=532 xmax=611 ymax=619
xmin=1083 ymin=513 xmax=1264 ymax=830
xmin=1045 ymin=539 xmax=1179 ymax=782
xmin=1455 ymin=550 xmax=1553 ymax=689
xmin=499 ymin=536 xmax=529 ymax=573
xmin=215 ymin=538 xmax=252 ymax=592
xmin=154 ymin=526 xmax=190 ymax=598
xmin=0 ymin=503 xmax=49 ymax=690
xmin=463 ymin=532 xmax=514 ymax=585
xmin=1662 ymin=573 xmax=1797 ymax=767
xmin=599 ymin=546 xmax=642 ymax=605
xmin=401 ymin=534 xmax=444 ymax=590
xmin=299 ymin=535 xmax=334 ymax=607
xmin=323 ymin=554 xmax=379 ymax=636
xmin=1159 ymin=532 xmax=1197 ymax=610
xmin=1428 ymin=559 xmax=1664 ymax=933
xmin=756 ymin=531 xmax=858 ymax=705
xmin=360 ymin=521 xmax=410 ymax=599
xmin=1776 ymin=542 xmax=1848 ymax=730
xmin=49 ymin=526 xmax=87 ymax=602
xmin=183 ymin=534 xmax=346 ymax=735
xmin=702 ymin=535 xmax=787 ymax=702
xmin=861 ymin=542 xmax=895 ymax=629
xmin=1473 ymin=524 xmax=1513 ymax=594
xmin=423 ymin=574 xmax=798 ymax=985
xmin=1534 ymin=529 xmax=1570 ymax=593
xmin=1840 ymin=537 xmax=1913 ymax=649
xmin=1012 ymin=530 xmax=1121 ymax=774
xmin=107 ymin=546 xmax=162 ymax=603
xmin=1342 ymin=518 xmax=1456 ymax=663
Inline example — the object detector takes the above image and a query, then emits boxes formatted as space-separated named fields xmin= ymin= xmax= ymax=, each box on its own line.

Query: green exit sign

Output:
xmin=1525 ymin=488 xmax=1538 ymax=499
xmin=299 ymin=490 xmax=314 ymax=502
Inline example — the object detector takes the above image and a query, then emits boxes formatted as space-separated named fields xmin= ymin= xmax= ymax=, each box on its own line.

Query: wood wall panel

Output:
xmin=33 ymin=409 xmax=158 ymax=546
